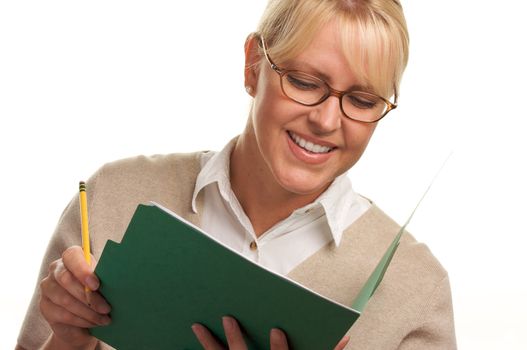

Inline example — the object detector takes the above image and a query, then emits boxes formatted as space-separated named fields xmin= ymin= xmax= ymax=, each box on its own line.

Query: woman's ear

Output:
xmin=244 ymin=33 xmax=261 ymax=97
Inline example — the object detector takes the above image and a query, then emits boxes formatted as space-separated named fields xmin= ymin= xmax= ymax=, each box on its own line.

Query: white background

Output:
xmin=1 ymin=1 xmax=526 ymax=348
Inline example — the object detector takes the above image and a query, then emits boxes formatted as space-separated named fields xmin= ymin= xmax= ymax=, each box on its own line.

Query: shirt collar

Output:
xmin=191 ymin=137 xmax=237 ymax=213
xmin=315 ymin=174 xmax=360 ymax=247
xmin=191 ymin=137 xmax=366 ymax=247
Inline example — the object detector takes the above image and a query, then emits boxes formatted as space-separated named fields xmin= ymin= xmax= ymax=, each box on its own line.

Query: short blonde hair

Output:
xmin=256 ymin=0 xmax=409 ymax=98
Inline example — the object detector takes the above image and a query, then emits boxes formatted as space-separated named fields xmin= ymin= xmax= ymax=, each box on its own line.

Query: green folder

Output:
xmin=90 ymin=203 xmax=403 ymax=349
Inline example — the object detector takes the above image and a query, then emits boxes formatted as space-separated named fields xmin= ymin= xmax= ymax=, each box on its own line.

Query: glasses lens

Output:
xmin=281 ymin=71 xmax=327 ymax=105
xmin=342 ymin=91 xmax=388 ymax=122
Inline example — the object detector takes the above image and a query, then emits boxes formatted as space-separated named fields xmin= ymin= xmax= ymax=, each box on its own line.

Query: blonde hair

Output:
xmin=256 ymin=0 xmax=409 ymax=98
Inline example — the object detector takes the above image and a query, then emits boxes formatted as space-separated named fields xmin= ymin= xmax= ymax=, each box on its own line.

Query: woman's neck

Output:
xmin=230 ymin=128 xmax=324 ymax=237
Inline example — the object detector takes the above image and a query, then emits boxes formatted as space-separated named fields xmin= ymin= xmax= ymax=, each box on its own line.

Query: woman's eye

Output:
xmin=286 ymin=74 xmax=320 ymax=90
xmin=347 ymin=94 xmax=377 ymax=109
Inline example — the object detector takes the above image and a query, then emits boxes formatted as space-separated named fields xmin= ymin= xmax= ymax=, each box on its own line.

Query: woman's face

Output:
xmin=245 ymin=21 xmax=378 ymax=196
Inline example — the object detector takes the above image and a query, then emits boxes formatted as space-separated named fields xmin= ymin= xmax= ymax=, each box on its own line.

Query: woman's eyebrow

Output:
xmin=286 ymin=60 xmax=332 ymax=81
xmin=285 ymin=60 xmax=373 ymax=92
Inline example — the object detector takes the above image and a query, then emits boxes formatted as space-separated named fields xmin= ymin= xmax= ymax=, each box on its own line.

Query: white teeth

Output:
xmin=289 ymin=132 xmax=332 ymax=153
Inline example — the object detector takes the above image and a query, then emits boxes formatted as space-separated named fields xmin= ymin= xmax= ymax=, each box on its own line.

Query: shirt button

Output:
xmin=249 ymin=240 xmax=258 ymax=251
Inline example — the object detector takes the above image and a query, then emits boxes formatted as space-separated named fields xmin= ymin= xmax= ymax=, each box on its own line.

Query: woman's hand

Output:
xmin=192 ymin=316 xmax=350 ymax=350
xmin=39 ymin=246 xmax=111 ymax=349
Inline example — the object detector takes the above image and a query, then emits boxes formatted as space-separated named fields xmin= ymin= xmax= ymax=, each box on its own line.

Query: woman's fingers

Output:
xmin=38 ymin=245 xmax=112 ymax=348
xmin=51 ymin=260 xmax=90 ymax=306
xmin=61 ymin=246 xmax=99 ymax=292
xmin=192 ymin=316 xmax=345 ymax=350
xmin=334 ymin=335 xmax=350 ymax=350
xmin=39 ymin=295 xmax=98 ymax=328
xmin=54 ymin=247 xmax=111 ymax=314
xmin=192 ymin=317 xmax=249 ymax=350
xmin=50 ymin=263 xmax=111 ymax=314
xmin=191 ymin=323 xmax=225 ymax=350
xmin=42 ymin=247 xmax=110 ymax=322
xmin=192 ymin=318 xmax=295 ymax=350
xmin=222 ymin=317 xmax=247 ymax=350
xmin=269 ymin=328 xmax=289 ymax=350
xmin=41 ymin=277 xmax=111 ymax=326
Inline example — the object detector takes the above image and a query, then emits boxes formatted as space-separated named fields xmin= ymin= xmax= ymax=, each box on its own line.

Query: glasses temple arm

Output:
xmin=260 ymin=36 xmax=280 ymax=72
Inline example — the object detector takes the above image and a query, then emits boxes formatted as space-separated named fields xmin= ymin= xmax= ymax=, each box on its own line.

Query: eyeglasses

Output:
xmin=260 ymin=36 xmax=397 ymax=123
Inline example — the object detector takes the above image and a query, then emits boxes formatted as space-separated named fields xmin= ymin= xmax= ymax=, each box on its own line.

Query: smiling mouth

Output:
xmin=287 ymin=131 xmax=335 ymax=154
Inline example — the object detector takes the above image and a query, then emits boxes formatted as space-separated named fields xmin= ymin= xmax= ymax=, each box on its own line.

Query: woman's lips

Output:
xmin=286 ymin=131 xmax=336 ymax=164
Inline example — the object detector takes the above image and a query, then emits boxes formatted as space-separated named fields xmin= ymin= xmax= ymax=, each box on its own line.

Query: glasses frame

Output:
xmin=259 ymin=36 xmax=398 ymax=123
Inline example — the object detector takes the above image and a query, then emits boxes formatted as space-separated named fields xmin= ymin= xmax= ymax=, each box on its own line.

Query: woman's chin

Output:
xmin=274 ymin=172 xmax=332 ymax=197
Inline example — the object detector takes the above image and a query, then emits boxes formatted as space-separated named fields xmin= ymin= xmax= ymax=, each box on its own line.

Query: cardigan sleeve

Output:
xmin=16 ymin=153 xmax=203 ymax=349
xmin=397 ymin=275 xmax=457 ymax=349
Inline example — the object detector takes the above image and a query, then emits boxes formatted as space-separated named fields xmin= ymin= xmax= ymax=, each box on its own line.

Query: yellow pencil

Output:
xmin=79 ymin=181 xmax=92 ymax=305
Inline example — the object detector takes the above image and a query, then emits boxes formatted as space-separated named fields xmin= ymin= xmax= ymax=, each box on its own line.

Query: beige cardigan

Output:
xmin=17 ymin=152 xmax=456 ymax=349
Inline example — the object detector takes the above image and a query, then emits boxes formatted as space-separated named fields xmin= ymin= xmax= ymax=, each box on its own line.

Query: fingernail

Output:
xmin=98 ymin=302 xmax=111 ymax=314
xmin=85 ymin=275 xmax=99 ymax=290
xmin=271 ymin=328 xmax=284 ymax=341
xmin=191 ymin=323 xmax=203 ymax=336
xmin=222 ymin=316 xmax=234 ymax=331
xmin=99 ymin=315 xmax=111 ymax=326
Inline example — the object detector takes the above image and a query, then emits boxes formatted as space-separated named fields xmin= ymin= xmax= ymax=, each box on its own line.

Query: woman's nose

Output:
xmin=308 ymin=95 xmax=342 ymax=134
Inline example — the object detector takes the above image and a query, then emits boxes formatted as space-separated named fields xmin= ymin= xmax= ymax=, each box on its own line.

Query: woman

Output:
xmin=16 ymin=0 xmax=456 ymax=349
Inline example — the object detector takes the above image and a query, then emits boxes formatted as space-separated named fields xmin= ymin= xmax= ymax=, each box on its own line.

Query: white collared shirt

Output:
xmin=191 ymin=139 xmax=371 ymax=275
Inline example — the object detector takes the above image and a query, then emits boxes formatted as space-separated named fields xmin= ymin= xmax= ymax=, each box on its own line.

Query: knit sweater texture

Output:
xmin=17 ymin=152 xmax=456 ymax=349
